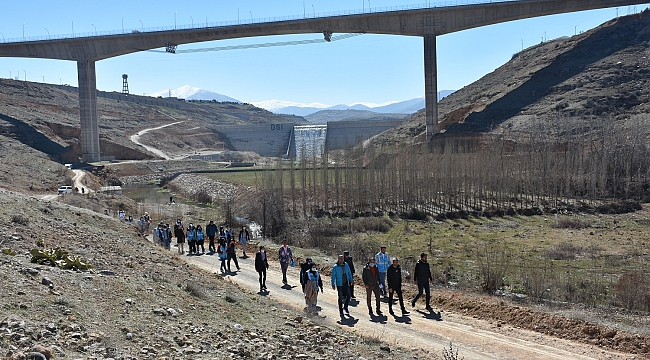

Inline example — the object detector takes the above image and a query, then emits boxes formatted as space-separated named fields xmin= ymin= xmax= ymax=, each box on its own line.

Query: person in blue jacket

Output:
xmin=374 ymin=246 xmax=391 ymax=296
xmin=195 ymin=224 xmax=205 ymax=254
xmin=186 ymin=223 xmax=196 ymax=255
xmin=331 ymin=254 xmax=354 ymax=318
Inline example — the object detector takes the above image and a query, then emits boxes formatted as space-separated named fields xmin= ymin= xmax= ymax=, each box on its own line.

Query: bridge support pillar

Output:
xmin=77 ymin=60 xmax=100 ymax=162
xmin=424 ymin=35 xmax=438 ymax=140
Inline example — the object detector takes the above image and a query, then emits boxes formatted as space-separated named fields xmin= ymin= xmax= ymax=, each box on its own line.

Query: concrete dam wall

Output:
xmin=325 ymin=119 xmax=403 ymax=150
xmin=216 ymin=122 xmax=293 ymax=157
xmin=216 ymin=119 xmax=403 ymax=157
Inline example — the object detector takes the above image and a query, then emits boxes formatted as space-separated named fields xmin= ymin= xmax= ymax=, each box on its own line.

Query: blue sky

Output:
xmin=0 ymin=1 xmax=647 ymax=106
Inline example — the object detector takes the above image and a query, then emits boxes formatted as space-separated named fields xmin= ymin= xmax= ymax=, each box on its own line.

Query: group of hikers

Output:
xmin=257 ymin=241 xmax=435 ymax=319
xmin=151 ymin=218 xmax=252 ymax=273
xmin=147 ymin=213 xmax=433 ymax=320
xmin=327 ymin=246 xmax=434 ymax=318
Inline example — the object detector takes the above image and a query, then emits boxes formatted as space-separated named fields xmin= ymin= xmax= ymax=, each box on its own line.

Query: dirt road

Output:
xmin=130 ymin=120 xmax=184 ymax=160
xmin=185 ymin=252 xmax=632 ymax=360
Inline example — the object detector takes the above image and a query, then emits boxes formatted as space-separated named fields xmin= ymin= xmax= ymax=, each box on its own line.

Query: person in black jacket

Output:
xmin=343 ymin=251 xmax=356 ymax=298
xmin=255 ymin=246 xmax=269 ymax=291
xmin=411 ymin=253 xmax=433 ymax=311
xmin=300 ymin=258 xmax=314 ymax=292
xmin=362 ymin=258 xmax=383 ymax=317
xmin=387 ymin=258 xmax=410 ymax=316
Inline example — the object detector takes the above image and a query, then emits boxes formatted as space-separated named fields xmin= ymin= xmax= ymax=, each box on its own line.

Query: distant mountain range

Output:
xmin=147 ymin=85 xmax=240 ymax=103
xmin=253 ymin=90 xmax=455 ymax=116
xmin=305 ymin=109 xmax=411 ymax=124
xmin=147 ymin=86 xmax=455 ymax=118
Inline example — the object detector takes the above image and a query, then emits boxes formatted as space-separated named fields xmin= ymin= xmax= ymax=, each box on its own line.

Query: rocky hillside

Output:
xmin=371 ymin=9 xmax=650 ymax=147
xmin=0 ymin=79 xmax=306 ymax=163
xmin=0 ymin=188 xmax=421 ymax=359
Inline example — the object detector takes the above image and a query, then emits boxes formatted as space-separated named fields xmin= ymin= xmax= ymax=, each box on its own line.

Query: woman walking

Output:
xmin=218 ymin=239 xmax=228 ymax=273
xmin=195 ymin=225 xmax=205 ymax=254
xmin=304 ymin=262 xmax=323 ymax=310
xmin=174 ymin=222 xmax=185 ymax=254
xmin=186 ymin=223 xmax=196 ymax=255
xmin=227 ymin=236 xmax=240 ymax=272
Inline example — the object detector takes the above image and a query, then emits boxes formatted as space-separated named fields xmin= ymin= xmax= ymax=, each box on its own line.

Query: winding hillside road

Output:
xmin=184 ymin=252 xmax=632 ymax=360
xmin=130 ymin=120 xmax=184 ymax=160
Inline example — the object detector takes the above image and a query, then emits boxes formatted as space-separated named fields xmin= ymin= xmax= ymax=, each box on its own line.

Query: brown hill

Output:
xmin=372 ymin=9 xmax=650 ymax=147
xmin=0 ymin=80 xmax=305 ymax=162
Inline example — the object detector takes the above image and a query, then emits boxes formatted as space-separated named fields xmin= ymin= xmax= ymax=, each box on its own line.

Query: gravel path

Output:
xmin=184 ymin=252 xmax=633 ymax=360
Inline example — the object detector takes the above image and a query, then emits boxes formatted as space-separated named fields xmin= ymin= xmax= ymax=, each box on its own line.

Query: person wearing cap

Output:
xmin=412 ymin=253 xmax=434 ymax=311
xmin=362 ymin=257 xmax=383 ymax=317
xmin=343 ymin=251 xmax=356 ymax=299
xmin=331 ymin=254 xmax=354 ymax=318
xmin=300 ymin=257 xmax=314 ymax=293
xmin=255 ymin=245 xmax=269 ymax=291
xmin=374 ymin=246 xmax=391 ymax=296
xmin=387 ymin=257 xmax=410 ymax=316
xmin=304 ymin=262 xmax=323 ymax=310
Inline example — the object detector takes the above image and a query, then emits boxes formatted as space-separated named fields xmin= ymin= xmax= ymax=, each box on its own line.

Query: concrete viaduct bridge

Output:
xmin=0 ymin=0 xmax=646 ymax=162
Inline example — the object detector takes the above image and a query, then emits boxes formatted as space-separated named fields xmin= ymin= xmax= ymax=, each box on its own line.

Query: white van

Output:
xmin=57 ymin=186 xmax=73 ymax=194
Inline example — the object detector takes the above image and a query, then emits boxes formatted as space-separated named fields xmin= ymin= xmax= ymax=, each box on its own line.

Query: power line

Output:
xmin=146 ymin=33 xmax=364 ymax=54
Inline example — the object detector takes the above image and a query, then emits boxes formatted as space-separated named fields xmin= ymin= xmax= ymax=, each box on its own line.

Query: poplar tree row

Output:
xmin=245 ymin=118 xmax=650 ymax=233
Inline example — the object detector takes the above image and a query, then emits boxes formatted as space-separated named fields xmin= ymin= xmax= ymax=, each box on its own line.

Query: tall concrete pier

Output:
xmin=77 ymin=60 xmax=100 ymax=162
xmin=0 ymin=0 xmax=646 ymax=160
xmin=424 ymin=35 xmax=438 ymax=139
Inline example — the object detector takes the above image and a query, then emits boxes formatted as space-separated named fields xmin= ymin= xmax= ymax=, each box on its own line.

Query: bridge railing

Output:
xmin=0 ymin=0 xmax=526 ymax=44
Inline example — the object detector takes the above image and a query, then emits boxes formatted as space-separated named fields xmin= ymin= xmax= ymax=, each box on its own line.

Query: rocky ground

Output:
xmin=0 ymin=188 xmax=426 ymax=359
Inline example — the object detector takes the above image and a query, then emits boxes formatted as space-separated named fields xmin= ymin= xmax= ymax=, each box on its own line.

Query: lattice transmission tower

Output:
xmin=122 ymin=74 xmax=129 ymax=94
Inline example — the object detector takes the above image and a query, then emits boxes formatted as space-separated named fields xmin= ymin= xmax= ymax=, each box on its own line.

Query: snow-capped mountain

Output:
xmin=146 ymin=86 xmax=455 ymax=117
xmin=147 ymin=85 xmax=240 ymax=103
xmin=257 ymin=91 xmax=454 ymax=116
xmin=251 ymin=100 xmax=330 ymax=112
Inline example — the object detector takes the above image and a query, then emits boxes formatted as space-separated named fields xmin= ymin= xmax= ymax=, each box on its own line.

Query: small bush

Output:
xmin=553 ymin=218 xmax=590 ymax=229
xmin=615 ymin=271 xmax=650 ymax=311
xmin=184 ymin=282 xmax=208 ymax=299
xmin=547 ymin=243 xmax=580 ymax=260
xmin=476 ymin=242 xmax=510 ymax=294
xmin=442 ymin=342 xmax=464 ymax=360
xmin=193 ymin=190 xmax=213 ymax=204
xmin=597 ymin=200 xmax=642 ymax=214
xmin=11 ymin=214 xmax=29 ymax=226
xmin=402 ymin=208 xmax=428 ymax=221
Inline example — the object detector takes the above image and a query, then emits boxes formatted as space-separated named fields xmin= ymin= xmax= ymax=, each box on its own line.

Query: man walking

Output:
xmin=331 ymin=254 xmax=353 ymax=318
xmin=411 ymin=252 xmax=434 ymax=311
xmin=362 ymin=257 xmax=383 ymax=317
xmin=278 ymin=240 xmax=294 ymax=285
xmin=206 ymin=220 xmax=217 ymax=253
xmin=375 ymin=246 xmax=390 ymax=296
xmin=387 ymin=257 xmax=410 ymax=316
xmin=255 ymin=246 xmax=269 ymax=291
xmin=343 ymin=250 xmax=356 ymax=298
